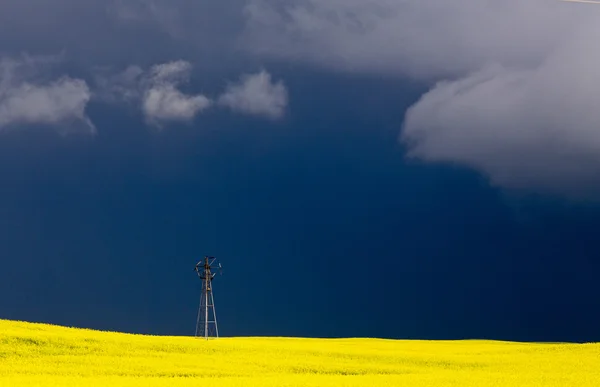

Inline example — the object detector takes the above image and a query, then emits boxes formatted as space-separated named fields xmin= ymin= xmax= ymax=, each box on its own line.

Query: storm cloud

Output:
xmin=242 ymin=0 xmax=575 ymax=79
xmin=242 ymin=0 xmax=600 ymax=196
xmin=2 ymin=0 xmax=600 ymax=195
xmin=0 ymin=0 xmax=245 ymax=66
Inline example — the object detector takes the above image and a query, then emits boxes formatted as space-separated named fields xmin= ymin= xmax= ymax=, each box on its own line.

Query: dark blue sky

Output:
xmin=0 ymin=68 xmax=598 ymax=342
xmin=1 ymin=0 xmax=600 ymax=343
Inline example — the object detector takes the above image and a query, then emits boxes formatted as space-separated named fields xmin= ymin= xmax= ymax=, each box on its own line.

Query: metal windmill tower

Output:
xmin=194 ymin=256 xmax=222 ymax=339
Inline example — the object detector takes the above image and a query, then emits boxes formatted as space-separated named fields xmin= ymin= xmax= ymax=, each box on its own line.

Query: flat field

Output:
xmin=0 ymin=319 xmax=598 ymax=386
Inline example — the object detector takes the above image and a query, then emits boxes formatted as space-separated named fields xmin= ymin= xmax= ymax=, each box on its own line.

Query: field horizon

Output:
xmin=2 ymin=318 xmax=596 ymax=343
xmin=1 ymin=318 xmax=599 ymax=386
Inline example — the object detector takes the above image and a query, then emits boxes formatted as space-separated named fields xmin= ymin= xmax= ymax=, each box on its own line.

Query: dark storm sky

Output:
xmin=1 ymin=0 xmax=600 ymax=343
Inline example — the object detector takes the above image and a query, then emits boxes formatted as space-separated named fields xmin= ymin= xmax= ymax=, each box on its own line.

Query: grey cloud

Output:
xmin=93 ymin=65 xmax=145 ymax=104
xmin=8 ymin=0 xmax=600 ymax=197
xmin=402 ymin=24 xmax=600 ymax=197
xmin=242 ymin=0 xmax=600 ymax=196
xmin=242 ymin=0 xmax=578 ymax=79
xmin=0 ymin=2 xmax=286 ymax=134
xmin=109 ymin=0 xmax=183 ymax=38
xmin=0 ymin=0 xmax=247 ymax=72
xmin=0 ymin=56 xmax=94 ymax=134
xmin=218 ymin=70 xmax=288 ymax=119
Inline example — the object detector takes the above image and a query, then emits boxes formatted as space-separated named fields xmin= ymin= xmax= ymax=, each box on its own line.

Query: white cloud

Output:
xmin=96 ymin=60 xmax=212 ymax=126
xmin=148 ymin=61 xmax=192 ymax=85
xmin=218 ymin=70 xmax=288 ymax=119
xmin=142 ymin=61 xmax=212 ymax=125
xmin=242 ymin=0 xmax=600 ymax=197
xmin=143 ymin=85 xmax=211 ymax=123
xmin=99 ymin=62 xmax=288 ymax=124
xmin=0 ymin=56 xmax=93 ymax=134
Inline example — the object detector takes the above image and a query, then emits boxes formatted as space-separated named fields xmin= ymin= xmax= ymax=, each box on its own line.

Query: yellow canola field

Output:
xmin=0 ymin=319 xmax=598 ymax=386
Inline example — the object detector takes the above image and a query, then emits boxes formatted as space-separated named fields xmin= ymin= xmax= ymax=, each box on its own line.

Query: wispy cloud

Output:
xmin=109 ymin=0 xmax=184 ymax=38
xmin=142 ymin=61 xmax=212 ymax=125
xmin=0 ymin=55 xmax=94 ymax=134
xmin=218 ymin=70 xmax=288 ymax=119
xmin=98 ymin=62 xmax=288 ymax=125
xmin=95 ymin=60 xmax=212 ymax=127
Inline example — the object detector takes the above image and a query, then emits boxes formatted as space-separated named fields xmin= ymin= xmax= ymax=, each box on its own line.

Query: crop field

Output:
xmin=0 ymin=319 xmax=598 ymax=386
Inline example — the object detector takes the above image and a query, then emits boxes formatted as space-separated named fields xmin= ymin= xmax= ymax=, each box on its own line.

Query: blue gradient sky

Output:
xmin=1 ymin=0 xmax=600 ymax=342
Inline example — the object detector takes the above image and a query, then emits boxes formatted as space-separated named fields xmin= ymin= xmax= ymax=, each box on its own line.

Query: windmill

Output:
xmin=194 ymin=256 xmax=223 ymax=339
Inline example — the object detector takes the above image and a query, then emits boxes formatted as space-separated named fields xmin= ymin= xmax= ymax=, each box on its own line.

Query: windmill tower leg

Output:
xmin=210 ymin=288 xmax=219 ymax=338
xmin=204 ymin=276 xmax=209 ymax=339
xmin=196 ymin=278 xmax=208 ymax=338
xmin=195 ymin=291 xmax=202 ymax=337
